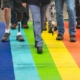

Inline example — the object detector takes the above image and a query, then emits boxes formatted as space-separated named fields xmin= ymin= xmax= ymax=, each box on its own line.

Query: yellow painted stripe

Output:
xmin=42 ymin=30 xmax=80 ymax=80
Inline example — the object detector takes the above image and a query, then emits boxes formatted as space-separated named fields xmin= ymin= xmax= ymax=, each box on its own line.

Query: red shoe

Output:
xmin=11 ymin=23 xmax=17 ymax=29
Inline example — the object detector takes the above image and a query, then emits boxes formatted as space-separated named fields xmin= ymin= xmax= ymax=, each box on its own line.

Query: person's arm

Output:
xmin=21 ymin=0 xmax=27 ymax=8
xmin=22 ymin=3 xmax=27 ymax=8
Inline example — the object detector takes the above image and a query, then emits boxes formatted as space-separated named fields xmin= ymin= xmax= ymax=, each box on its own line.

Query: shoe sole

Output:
xmin=56 ymin=38 xmax=63 ymax=40
xmin=1 ymin=38 xmax=8 ymax=42
xmin=11 ymin=28 xmax=16 ymax=29
xmin=16 ymin=38 xmax=24 ymax=42
xmin=22 ymin=27 xmax=29 ymax=29
xmin=70 ymin=40 xmax=76 ymax=42
xmin=37 ymin=51 xmax=43 ymax=54
xmin=76 ymin=27 xmax=80 ymax=29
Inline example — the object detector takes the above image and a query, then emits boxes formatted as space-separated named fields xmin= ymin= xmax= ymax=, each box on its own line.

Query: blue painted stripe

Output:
xmin=0 ymin=22 xmax=15 ymax=80
xmin=10 ymin=25 xmax=40 ymax=80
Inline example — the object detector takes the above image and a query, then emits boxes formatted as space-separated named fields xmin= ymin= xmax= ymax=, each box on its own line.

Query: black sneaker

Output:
xmin=54 ymin=27 xmax=57 ymax=31
xmin=70 ymin=35 xmax=76 ymax=42
xmin=37 ymin=47 xmax=42 ymax=54
xmin=1 ymin=33 xmax=10 ymax=42
xmin=56 ymin=34 xmax=63 ymax=40
xmin=16 ymin=35 xmax=24 ymax=42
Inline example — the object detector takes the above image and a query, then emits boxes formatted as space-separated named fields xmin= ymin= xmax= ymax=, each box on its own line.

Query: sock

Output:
xmin=17 ymin=32 xmax=22 ymax=36
xmin=52 ymin=21 xmax=55 ymax=25
xmin=5 ymin=29 xmax=10 ymax=33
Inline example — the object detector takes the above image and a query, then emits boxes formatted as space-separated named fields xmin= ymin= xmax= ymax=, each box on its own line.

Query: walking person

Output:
xmin=1 ymin=0 xmax=26 ymax=42
xmin=76 ymin=0 xmax=80 ymax=29
xmin=48 ymin=0 xmax=57 ymax=34
xmin=11 ymin=0 xmax=29 ymax=29
xmin=55 ymin=0 xmax=76 ymax=42
xmin=22 ymin=0 xmax=51 ymax=53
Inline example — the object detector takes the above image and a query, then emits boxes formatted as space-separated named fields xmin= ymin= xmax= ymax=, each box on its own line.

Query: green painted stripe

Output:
xmin=24 ymin=22 xmax=62 ymax=80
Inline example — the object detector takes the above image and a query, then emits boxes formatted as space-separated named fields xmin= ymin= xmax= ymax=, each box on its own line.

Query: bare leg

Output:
xmin=4 ymin=8 xmax=10 ymax=29
xmin=1 ymin=8 xmax=10 ymax=42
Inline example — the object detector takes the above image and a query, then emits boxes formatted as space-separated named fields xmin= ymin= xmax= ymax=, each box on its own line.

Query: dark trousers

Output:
xmin=76 ymin=0 xmax=80 ymax=24
xmin=0 ymin=0 xmax=1 ymax=8
xmin=11 ymin=2 xmax=29 ymax=25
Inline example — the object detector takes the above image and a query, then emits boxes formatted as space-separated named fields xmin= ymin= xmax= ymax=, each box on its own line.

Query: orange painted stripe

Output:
xmin=76 ymin=28 xmax=80 ymax=42
xmin=63 ymin=22 xmax=80 ymax=67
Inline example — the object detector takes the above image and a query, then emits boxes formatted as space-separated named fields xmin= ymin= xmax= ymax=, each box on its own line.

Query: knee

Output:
xmin=4 ymin=8 xmax=10 ymax=12
xmin=33 ymin=17 xmax=41 ymax=25
xmin=56 ymin=10 xmax=63 ymax=16
xmin=67 ymin=4 xmax=75 ymax=12
xmin=68 ymin=8 xmax=75 ymax=12
xmin=34 ymin=20 xmax=41 ymax=25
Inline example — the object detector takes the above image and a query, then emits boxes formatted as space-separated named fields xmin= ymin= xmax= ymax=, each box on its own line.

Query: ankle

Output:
xmin=17 ymin=32 xmax=22 ymax=36
xmin=5 ymin=29 xmax=10 ymax=33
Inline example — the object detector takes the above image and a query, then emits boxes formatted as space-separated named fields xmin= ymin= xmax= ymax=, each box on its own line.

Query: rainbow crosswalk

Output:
xmin=0 ymin=22 xmax=80 ymax=80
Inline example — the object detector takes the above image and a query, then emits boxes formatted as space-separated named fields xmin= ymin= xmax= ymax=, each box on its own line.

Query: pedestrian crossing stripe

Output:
xmin=0 ymin=22 xmax=80 ymax=80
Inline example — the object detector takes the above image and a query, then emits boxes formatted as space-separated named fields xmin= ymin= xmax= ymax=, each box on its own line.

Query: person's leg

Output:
xmin=76 ymin=0 xmax=80 ymax=29
xmin=21 ymin=6 xmax=29 ymax=28
xmin=14 ymin=0 xmax=25 ymax=41
xmin=0 ymin=0 xmax=3 ymax=10
xmin=40 ymin=4 xmax=49 ymax=32
xmin=48 ymin=0 xmax=57 ymax=33
xmin=0 ymin=0 xmax=1 ymax=8
xmin=66 ymin=0 xmax=76 ymax=42
xmin=55 ymin=0 xmax=64 ymax=40
xmin=29 ymin=5 xmax=43 ymax=53
xmin=11 ymin=0 xmax=17 ymax=29
xmin=43 ymin=17 xmax=47 ymax=31
xmin=1 ymin=0 xmax=11 ymax=42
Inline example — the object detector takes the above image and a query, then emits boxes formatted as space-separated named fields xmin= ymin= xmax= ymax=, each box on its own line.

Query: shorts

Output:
xmin=3 ymin=0 xmax=11 ymax=8
xmin=3 ymin=0 xmax=25 ymax=13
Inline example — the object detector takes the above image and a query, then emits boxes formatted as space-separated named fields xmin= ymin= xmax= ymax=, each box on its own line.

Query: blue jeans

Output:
xmin=55 ymin=0 xmax=76 ymax=35
xmin=29 ymin=5 xmax=49 ymax=47
xmin=11 ymin=2 xmax=29 ymax=25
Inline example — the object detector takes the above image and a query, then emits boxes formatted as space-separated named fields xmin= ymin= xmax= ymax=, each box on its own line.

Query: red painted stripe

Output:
xmin=76 ymin=28 xmax=80 ymax=42
xmin=62 ymin=22 xmax=80 ymax=67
